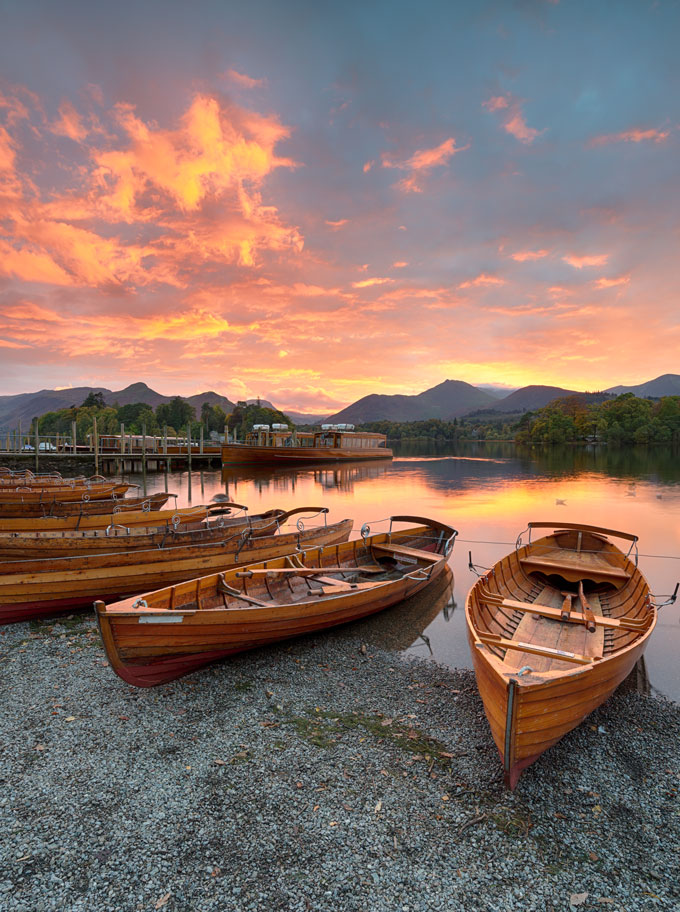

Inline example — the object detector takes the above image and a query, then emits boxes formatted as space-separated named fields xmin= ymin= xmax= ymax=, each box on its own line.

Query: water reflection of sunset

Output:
xmin=135 ymin=447 xmax=680 ymax=699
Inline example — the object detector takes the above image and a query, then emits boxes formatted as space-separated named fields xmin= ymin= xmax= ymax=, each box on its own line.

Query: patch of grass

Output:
xmin=232 ymin=680 xmax=254 ymax=692
xmin=288 ymin=716 xmax=336 ymax=748
xmin=29 ymin=615 xmax=91 ymax=637
xmin=281 ymin=707 xmax=455 ymax=764
xmin=487 ymin=806 xmax=533 ymax=837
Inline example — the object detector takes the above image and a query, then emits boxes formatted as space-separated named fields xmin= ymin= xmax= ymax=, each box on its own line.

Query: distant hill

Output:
xmin=605 ymin=374 xmax=680 ymax=398
xmin=492 ymin=385 xmax=581 ymax=413
xmin=0 ymin=382 xmax=236 ymax=429
xmin=244 ymin=398 xmax=329 ymax=426
xmin=326 ymin=379 xmax=497 ymax=424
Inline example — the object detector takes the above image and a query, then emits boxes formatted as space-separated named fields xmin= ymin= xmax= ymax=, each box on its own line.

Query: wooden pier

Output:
xmin=0 ymin=423 xmax=222 ymax=474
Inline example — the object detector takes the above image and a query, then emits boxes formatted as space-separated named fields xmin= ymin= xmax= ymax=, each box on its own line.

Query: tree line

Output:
xmin=357 ymin=393 xmax=680 ymax=446
xmin=35 ymin=393 xmax=293 ymax=440
xmin=514 ymin=393 xmax=680 ymax=445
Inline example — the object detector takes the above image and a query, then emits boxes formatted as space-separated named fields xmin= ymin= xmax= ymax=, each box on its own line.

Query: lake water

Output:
xmin=120 ymin=442 xmax=680 ymax=701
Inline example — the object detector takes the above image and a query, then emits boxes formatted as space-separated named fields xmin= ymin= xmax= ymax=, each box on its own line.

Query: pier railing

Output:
xmin=0 ymin=422 xmax=223 ymax=473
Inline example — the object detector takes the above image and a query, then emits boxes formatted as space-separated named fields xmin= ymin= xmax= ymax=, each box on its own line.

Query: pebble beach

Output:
xmin=1 ymin=610 xmax=678 ymax=912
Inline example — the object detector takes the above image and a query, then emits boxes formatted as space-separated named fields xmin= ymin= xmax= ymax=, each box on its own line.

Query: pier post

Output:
xmin=200 ymin=423 xmax=204 ymax=454
xmin=17 ymin=419 xmax=21 ymax=453
xmin=187 ymin=425 xmax=192 ymax=471
xmin=34 ymin=418 xmax=39 ymax=472
xmin=71 ymin=420 xmax=77 ymax=457
xmin=93 ymin=416 xmax=99 ymax=474
xmin=120 ymin=423 xmax=125 ymax=457
xmin=142 ymin=421 xmax=147 ymax=492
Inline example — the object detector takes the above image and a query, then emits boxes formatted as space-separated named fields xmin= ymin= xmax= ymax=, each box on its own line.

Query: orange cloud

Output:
xmin=459 ymin=273 xmax=506 ymax=289
xmin=0 ymin=239 xmax=73 ymax=285
xmin=51 ymin=101 xmax=88 ymax=141
xmin=392 ymin=261 xmax=408 ymax=268
xmin=352 ymin=277 xmax=393 ymax=289
xmin=325 ymin=219 xmax=348 ymax=229
xmin=380 ymin=137 xmax=468 ymax=192
xmin=0 ymin=90 xmax=303 ymax=286
xmin=590 ymin=127 xmax=670 ymax=147
xmin=363 ymin=160 xmax=374 ymax=173
xmin=511 ymin=249 xmax=550 ymax=262
xmin=0 ymin=338 xmax=30 ymax=349
xmin=594 ymin=274 xmax=630 ymax=289
xmin=226 ymin=69 xmax=267 ymax=89
xmin=562 ymin=253 xmax=609 ymax=269
xmin=0 ymin=125 xmax=17 ymax=171
xmin=483 ymin=94 xmax=544 ymax=145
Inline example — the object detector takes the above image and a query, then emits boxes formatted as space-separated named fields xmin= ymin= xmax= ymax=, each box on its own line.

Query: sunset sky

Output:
xmin=1 ymin=0 xmax=678 ymax=412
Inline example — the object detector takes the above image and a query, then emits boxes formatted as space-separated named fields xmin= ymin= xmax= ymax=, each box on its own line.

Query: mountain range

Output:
xmin=324 ymin=374 xmax=680 ymax=424
xmin=1 ymin=374 xmax=678 ymax=430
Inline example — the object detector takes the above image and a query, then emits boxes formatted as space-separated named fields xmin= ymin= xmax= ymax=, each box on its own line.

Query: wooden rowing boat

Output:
xmin=465 ymin=522 xmax=658 ymax=789
xmin=0 ymin=482 xmax=133 ymax=515
xmin=0 ymin=493 xmax=175 ymax=528
xmin=0 ymin=480 xmax=131 ymax=498
xmin=0 ymin=490 xmax=160 ymax=519
xmin=96 ymin=515 xmax=457 ymax=687
xmin=0 ymin=514 xmax=353 ymax=625
xmin=0 ymin=505 xmax=334 ymax=558
xmin=0 ymin=502 xmax=204 ymax=533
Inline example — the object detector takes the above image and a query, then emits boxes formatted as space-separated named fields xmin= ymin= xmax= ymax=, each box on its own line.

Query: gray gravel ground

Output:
xmin=0 ymin=613 xmax=678 ymax=912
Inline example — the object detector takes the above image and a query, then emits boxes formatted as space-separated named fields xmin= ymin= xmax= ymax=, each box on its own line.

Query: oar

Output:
xmin=578 ymin=581 xmax=597 ymax=633
xmin=235 ymin=566 xmax=383 ymax=578
xmin=560 ymin=590 xmax=575 ymax=621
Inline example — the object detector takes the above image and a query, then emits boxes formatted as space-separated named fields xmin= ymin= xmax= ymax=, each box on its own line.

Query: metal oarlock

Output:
xmin=468 ymin=550 xmax=491 ymax=577
xmin=653 ymin=582 xmax=679 ymax=609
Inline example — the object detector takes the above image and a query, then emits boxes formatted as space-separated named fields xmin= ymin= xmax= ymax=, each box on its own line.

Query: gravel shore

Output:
xmin=1 ymin=611 xmax=678 ymax=912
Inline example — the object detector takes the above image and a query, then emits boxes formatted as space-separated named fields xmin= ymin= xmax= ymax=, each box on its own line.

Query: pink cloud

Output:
xmin=562 ymin=253 xmax=609 ymax=269
xmin=459 ymin=273 xmax=506 ymax=289
xmin=226 ymin=69 xmax=267 ymax=89
xmin=511 ymin=249 xmax=550 ymax=262
xmin=594 ymin=274 xmax=630 ymax=289
xmin=392 ymin=261 xmax=408 ymax=268
xmin=590 ymin=127 xmax=670 ymax=147
xmin=325 ymin=219 xmax=348 ymax=229
xmin=483 ymin=94 xmax=544 ymax=145
xmin=380 ymin=137 xmax=468 ymax=193
xmin=482 ymin=96 xmax=509 ymax=113
xmin=363 ymin=160 xmax=374 ymax=173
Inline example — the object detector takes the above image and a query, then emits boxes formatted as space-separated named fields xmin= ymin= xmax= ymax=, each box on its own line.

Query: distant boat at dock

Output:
xmin=221 ymin=424 xmax=392 ymax=465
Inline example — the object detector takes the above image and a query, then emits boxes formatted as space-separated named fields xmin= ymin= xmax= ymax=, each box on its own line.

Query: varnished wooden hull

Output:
xmin=0 ymin=518 xmax=352 ymax=625
xmin=465 ymin=523 xmax=656 ymax=788
xmin=0 ymin=506 xmax=317 ymax=558
xmin=221 ymin=443 xmax=392 ymax=465
xmin=0 ymin=484 xmax=133 ymax=517
xmin=97 ymin=518 xmax=456 ymax=686
xmin=0 ymin=501 xmax=200 ymax=533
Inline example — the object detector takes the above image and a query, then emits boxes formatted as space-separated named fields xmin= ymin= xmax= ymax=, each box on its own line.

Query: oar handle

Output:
xmin=578 ymin=581 xmax=597 ymax=633
xmin=560 ymin=592 xmax=573 ymax=621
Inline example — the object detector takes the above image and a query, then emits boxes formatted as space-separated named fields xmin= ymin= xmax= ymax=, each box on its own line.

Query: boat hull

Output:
xmin=221 ymin=443 xmax=392 ymax=465
xmin=96 ymin=518 xmax=457 ymax=686
xmin=100 ymin=553 xmax=447 ymax=687
xmin=465 ymin=523 xmax=656 ymax=788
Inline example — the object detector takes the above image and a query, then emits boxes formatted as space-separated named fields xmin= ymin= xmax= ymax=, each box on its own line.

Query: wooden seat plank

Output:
xmin=371 ymin=543 xmax=440 ymax=563
xmin=520 ymin=547 xmax=629 ymax=584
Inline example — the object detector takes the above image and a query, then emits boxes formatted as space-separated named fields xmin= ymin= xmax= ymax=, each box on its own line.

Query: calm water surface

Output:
xmin=120 ymin=442 xmax=680 ymax=701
